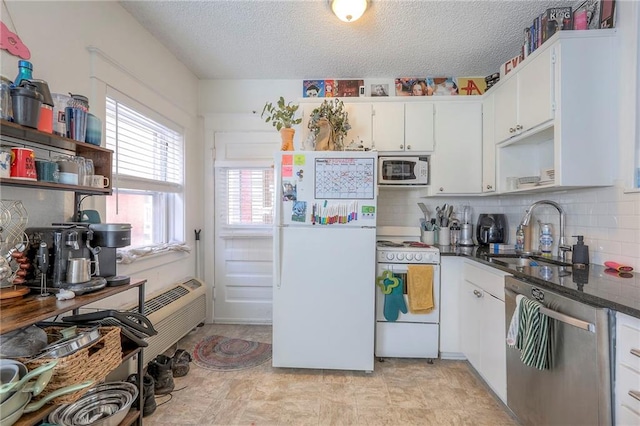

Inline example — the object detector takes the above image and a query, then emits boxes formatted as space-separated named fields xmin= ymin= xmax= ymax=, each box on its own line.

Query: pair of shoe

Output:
xmin=126 ymin=373 xmax=157 ymax=417
xmin=147 ymin=354 xmax=175 ymax=396
xmin=172 ymin=349 xmax=192 ymax=378
xmin=146 ymin=350 xmax=192 ymax=396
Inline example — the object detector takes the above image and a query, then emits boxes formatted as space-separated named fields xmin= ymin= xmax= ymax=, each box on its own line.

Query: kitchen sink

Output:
xmin=485 ymin=253 xmax=571 ymax=270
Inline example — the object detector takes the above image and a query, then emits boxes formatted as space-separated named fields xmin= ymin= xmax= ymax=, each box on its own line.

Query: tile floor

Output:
xmin=145 ymin=324 xmax=518 ymax=425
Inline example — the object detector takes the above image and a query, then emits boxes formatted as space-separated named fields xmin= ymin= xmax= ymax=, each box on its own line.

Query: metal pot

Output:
xmin=88 ymin=224 xmax=131 ymax=248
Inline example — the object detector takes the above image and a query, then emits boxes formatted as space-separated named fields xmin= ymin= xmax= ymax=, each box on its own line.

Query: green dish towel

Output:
xmin=516 ymin=296 xmax=551 ymax=370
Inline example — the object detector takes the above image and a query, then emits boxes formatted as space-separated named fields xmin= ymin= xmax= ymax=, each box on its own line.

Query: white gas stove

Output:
xmin=375 ymin=227 xmax=441 ymax=360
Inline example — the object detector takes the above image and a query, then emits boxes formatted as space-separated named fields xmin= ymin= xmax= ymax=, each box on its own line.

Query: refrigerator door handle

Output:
xmin=275 ymin=225 xmax=282 ymax=289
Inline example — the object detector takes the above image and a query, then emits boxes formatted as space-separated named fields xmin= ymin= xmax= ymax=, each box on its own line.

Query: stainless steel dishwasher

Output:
xmin=505 ymin=276 xmax=613 ymax=426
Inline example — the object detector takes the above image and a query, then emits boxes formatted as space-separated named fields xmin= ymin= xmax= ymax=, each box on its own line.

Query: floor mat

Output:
xmin=192 ymin=335 xmax=272 ymax=371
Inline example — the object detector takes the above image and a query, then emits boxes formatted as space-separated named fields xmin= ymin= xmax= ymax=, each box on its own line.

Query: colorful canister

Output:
xmin=10 ymin=147 xmax=37 ymax=180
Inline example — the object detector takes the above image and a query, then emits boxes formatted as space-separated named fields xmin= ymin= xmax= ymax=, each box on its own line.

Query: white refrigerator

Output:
xmin=273 ymin=150 xmax=378 ymax=371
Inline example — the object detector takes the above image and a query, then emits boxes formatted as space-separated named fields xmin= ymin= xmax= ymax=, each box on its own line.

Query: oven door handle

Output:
xmin=505 ymin=288 xmax=595 ymax=333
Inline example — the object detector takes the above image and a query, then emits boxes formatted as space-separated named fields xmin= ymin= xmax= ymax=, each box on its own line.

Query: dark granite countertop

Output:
xmin=438 ymin=245 xmax=640 ymax=318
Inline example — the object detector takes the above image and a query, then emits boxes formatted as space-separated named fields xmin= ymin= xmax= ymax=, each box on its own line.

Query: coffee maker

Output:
xmin=25 ymin=225 xmax=92 ymax=288
xmin=25 ymin=223 xmax=132 ymax=290
xmin=476 ymin=214 xmax=508 ymax=246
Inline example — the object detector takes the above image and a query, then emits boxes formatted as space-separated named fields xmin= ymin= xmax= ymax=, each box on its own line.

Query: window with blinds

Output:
xmin=105 ymin=94 xmax=185 ymax=247
xmin=218 ymin=168 xmax=274 ymax=226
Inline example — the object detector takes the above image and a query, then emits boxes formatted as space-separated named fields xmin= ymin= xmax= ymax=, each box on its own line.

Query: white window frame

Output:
xmin=105 ymin=88 xmax=185 ymax=248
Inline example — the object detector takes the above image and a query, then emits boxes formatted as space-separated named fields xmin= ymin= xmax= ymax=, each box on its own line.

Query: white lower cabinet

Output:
xmin=460 ymin=260 xmax=509 ymax=403
xmin=440 ymin=256 xmax=463 ymax=358
xmin=615 ymin=311 xmax=640 ymax=425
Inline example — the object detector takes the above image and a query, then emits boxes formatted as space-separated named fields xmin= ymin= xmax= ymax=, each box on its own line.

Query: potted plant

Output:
xmin=307 ymin=99 xmax=351 ymax=151
xmin=261 ymin=97 xmax=302 ymax=151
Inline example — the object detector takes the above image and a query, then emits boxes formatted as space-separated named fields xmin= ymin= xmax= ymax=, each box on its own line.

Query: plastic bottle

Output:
xmin=12 ymin=60 xmax=33 ymax=88
xmin=515 ymin=225 xmax=525 ymax=251
xmin=539 ymin=223 xmax=553 ymax=257
xmin=572 ymin=235 xmax=590 ymax=265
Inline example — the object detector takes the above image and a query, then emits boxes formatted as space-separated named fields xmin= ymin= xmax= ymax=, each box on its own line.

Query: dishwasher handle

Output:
xmin=505 ymin=288 xmax=596 ymax=333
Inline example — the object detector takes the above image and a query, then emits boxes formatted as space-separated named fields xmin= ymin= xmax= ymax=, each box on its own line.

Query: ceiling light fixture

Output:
xmin=331 ymin=0 xmax=368 ymax=23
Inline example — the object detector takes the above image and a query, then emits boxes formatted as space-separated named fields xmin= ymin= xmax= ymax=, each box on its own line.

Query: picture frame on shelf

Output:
xmin=370 ymin=84 xmax=389 ymax=97
xmin=303 ymin=80 xmax=324 ymax=98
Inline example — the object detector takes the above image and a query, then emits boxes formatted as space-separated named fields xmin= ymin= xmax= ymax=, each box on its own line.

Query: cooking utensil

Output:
xmin=0 ymin=380 xmax=93 ymax=426
xmin=48 ymin=381 xmax=137 ymax=426
xmin=37 ymin=242 xmax=50 ymax=297
xmin=417 ymin=203 xmax=429 ymax=222
xmin=62 ymin=310 xmax=157 ymax=337
xmin=0 ymin=325 xmax=48 ymax=358
xmin=31 ymin=327 xmax=100 ymax=360
xmin=0 ymin=360 xmax=57 ymax=397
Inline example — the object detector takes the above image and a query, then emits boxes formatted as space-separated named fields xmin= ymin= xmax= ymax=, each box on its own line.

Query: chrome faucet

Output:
xmin=520 ymin=200 xmax=571 ymax=262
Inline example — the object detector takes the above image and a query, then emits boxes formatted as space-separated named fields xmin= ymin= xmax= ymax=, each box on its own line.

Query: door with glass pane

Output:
xmin=212 ymin=132 xmax=279 ymax=323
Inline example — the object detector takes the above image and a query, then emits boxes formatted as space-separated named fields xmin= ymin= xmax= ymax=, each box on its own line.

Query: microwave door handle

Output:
xmin=505 ymin=288 xmax=595 ymax=332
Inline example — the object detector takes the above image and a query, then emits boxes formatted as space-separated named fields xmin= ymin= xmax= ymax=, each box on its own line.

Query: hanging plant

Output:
xmin=307 ymin=99 xmax=351 ymax=150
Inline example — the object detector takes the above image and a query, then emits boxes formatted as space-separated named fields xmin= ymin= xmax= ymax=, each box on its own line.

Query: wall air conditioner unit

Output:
xmin=109 ymin=278 xmax=206 ymax=379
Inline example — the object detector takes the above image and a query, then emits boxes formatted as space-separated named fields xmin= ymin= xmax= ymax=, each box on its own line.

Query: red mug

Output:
xmin=10 ymin=147 xmax=37 ymax=180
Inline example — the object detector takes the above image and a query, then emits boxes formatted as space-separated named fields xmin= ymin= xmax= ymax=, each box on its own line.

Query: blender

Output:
xmin=459 ymin=205 xmax=475 ymax=246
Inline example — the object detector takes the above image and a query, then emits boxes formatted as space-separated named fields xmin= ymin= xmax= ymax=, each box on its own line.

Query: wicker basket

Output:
xmin=20 ymin=326 xmax=122 ymax=404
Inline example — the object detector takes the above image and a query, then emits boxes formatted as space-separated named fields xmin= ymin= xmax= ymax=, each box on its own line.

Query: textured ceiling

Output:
xmin=120 ymin=0 xmax=574 ymax=80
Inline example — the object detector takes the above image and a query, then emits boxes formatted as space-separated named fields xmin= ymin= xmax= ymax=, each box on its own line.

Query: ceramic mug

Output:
xmin=10 ymin=147 xmax=37 ymax=180
xmin=0 ymin=150 xmax=10 ymax=178
xmin=91 ymin=175 xmax=109 ymax=188
xmin=35 ymin=160 xmax=59 ymax=183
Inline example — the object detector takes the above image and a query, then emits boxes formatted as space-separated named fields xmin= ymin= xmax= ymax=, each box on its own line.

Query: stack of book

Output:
xmin=522 ymin=1 xmax=616 ymax=58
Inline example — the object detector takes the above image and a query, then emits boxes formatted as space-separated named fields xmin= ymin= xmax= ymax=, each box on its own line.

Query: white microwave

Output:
xmin=378 ymin=156 xmax=430 ymax=185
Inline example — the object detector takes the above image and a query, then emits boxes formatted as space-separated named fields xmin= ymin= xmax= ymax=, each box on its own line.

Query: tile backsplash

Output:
xmin=377 ymin=182 xmax=640 ymax=270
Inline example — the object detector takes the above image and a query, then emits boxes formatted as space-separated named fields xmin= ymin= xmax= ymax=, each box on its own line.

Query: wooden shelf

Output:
xmin=0 ymin=177 xmax=112 ymax=194
xmin=0 ymin=118 xmax=113 ymax=193
xmin=0 ymin=119 xmax=111 ymax=154
xmin=3 ymin=279 xmax=147 ymax=426
xmin=0 ymin=279 xmax=146 ymax=335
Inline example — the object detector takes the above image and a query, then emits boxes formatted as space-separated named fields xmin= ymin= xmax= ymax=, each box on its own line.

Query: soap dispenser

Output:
xmin=572 ymin=235 xmax=590 ymax=265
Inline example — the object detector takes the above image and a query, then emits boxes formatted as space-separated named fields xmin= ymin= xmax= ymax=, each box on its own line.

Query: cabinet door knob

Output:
xmin=439 ymin=187 xmax=444 ymax=192
xmin=515 ymin=124 xmax=523 ymax=131
xmin=486 ymin=185 xmax=492 ymax=190
xmin=400 ymin=144 xmax=404 ymax=149
xmin=509 ymin=127 xmax=515 ymax=133
xmin=406 ymin=145 xmax=411 ymax=150
xmin=473 ymin=289 xmax=483 ymax=298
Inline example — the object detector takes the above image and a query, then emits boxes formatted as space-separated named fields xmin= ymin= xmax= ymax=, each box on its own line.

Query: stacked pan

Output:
xmin=47 ymin=382 xmax=138 ymax=426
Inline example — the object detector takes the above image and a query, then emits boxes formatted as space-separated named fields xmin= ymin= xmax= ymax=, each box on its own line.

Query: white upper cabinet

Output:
xmin=430 ymin=101 xmax=482 ymax=194
xmin=494 ymin=48 xmax=553 ymax=144
xmin=493 ymin=30 xmax=619 ymax=193
xmin=482 ymin=93 xmax=496 ymax=193
xmin=372 ymin=102 xmax=434 ymax=152
xmin=344 ymin=103 xmax=373 ymax=149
